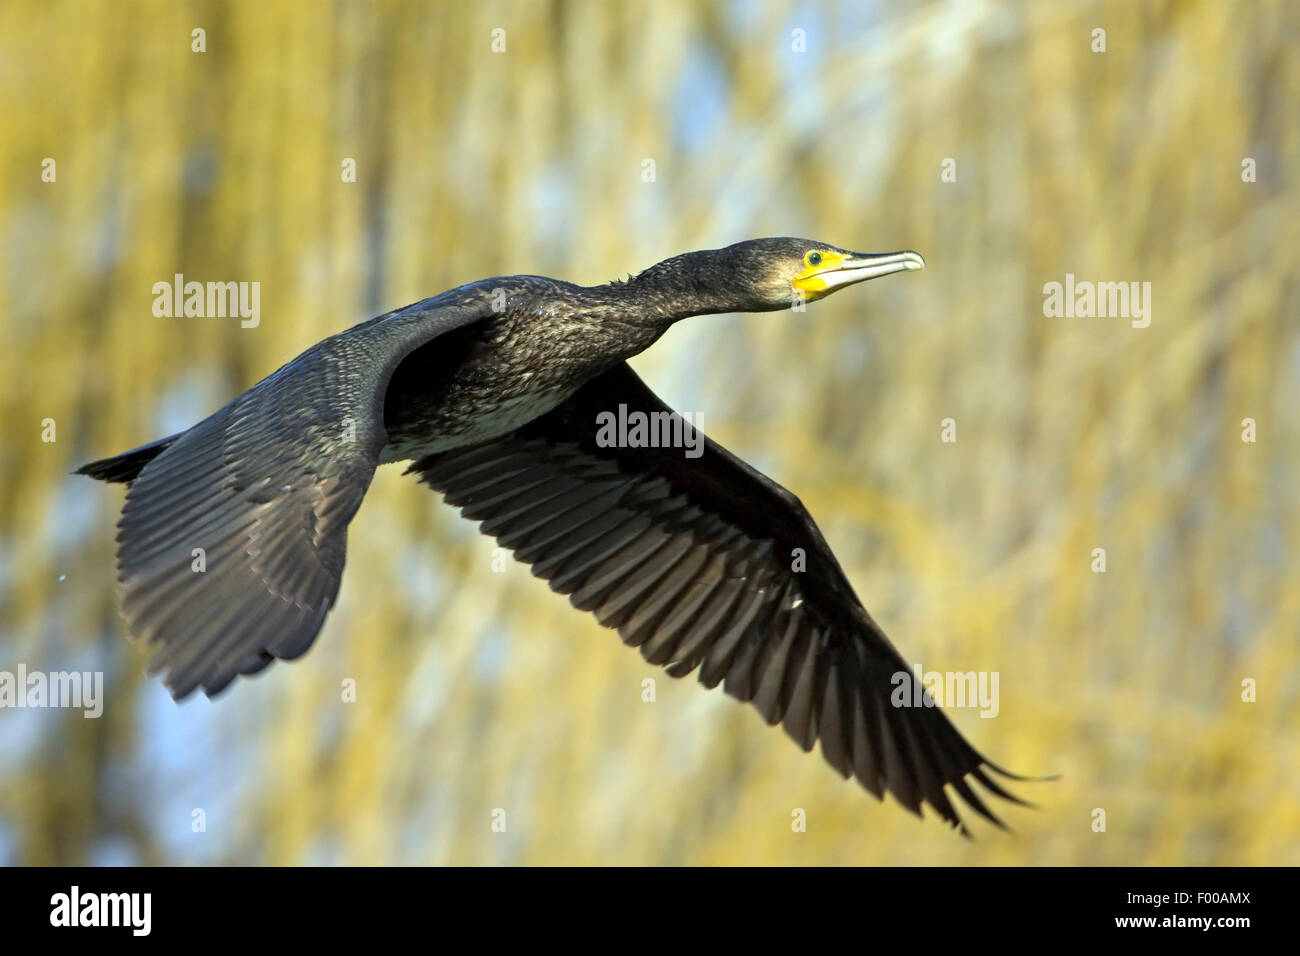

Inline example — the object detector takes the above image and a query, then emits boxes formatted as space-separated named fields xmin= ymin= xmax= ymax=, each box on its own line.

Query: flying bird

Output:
xmin=79 ymin=238 xmax=1033 ymax=833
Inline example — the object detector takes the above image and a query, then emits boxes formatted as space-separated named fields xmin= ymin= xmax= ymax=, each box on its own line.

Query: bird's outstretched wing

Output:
xmin=412 ymin=361 xmax=1029 ymax=832
xmin=78 ymin=292 xmax=496 ymax=699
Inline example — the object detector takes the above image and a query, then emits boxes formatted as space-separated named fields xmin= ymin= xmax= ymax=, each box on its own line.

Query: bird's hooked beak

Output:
xmin=793 ymin=249 xmax=925 ymax=301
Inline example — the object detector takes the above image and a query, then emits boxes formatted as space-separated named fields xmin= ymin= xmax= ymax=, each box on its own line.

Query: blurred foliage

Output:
xmin=0 ymin=0 xmax=1297 ymax=865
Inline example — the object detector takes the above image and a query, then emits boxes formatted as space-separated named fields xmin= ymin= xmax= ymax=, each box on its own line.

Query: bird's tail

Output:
xmin=76 ymin=433 xmax=182 ymax=484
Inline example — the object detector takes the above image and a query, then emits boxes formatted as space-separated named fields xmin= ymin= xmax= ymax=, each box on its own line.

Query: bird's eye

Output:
xmin=808 ymin=252 xmax=822 ymax=266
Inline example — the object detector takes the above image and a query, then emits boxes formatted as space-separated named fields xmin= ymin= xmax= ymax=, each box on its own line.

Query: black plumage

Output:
xmin=78 ymin=238 xmax=1035 ymax=833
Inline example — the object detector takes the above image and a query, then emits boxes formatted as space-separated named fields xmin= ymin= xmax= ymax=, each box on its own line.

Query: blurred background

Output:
xmin=0 ymin=0 xmax=1297 ymax=865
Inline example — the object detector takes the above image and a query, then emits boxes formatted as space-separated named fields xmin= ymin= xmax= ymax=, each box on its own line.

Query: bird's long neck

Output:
xmin=593 ymin=248 xmax=770 ymax=325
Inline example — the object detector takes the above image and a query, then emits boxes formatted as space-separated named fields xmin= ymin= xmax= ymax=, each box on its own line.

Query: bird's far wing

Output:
xmin=412 ymin=361 xmax=1029 ymax=833
xmin=97 ymin=293 xmax=495 ymax=700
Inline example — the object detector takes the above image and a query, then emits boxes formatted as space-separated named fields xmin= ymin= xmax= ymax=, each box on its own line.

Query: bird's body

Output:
xmin=79 ymin=238 xmax=1036 ymax=833
xmin=379 ymin=276 xmax=663 ymax=461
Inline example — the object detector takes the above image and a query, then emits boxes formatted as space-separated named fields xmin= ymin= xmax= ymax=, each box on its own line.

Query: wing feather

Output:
xmin=85 ymin=293 xmax=495 ymax=698
xmin=413 ymin=361 xmax=1033 ymax=831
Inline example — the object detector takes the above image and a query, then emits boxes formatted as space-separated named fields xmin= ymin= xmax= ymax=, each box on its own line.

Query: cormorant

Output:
xmin=79 ymin=238 xmax=1032 ymax=833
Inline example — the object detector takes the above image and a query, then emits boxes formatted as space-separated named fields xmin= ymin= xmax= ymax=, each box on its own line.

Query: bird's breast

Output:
xmin=380 ymin=380 xmax=574 ymax=463
xmin=379 ymin=304 xmax=649 ymax=464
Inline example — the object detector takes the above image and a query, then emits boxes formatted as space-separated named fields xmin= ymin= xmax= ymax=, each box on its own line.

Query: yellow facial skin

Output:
xmin=791 ymin=249 xmax=848 ymax=301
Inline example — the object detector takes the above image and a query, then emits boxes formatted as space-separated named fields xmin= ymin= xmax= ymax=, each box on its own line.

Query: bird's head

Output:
xmin=723 ymin=237 xmax=926 ymax=311
xmin=618 ymin=237 xmax=925 ymax=321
